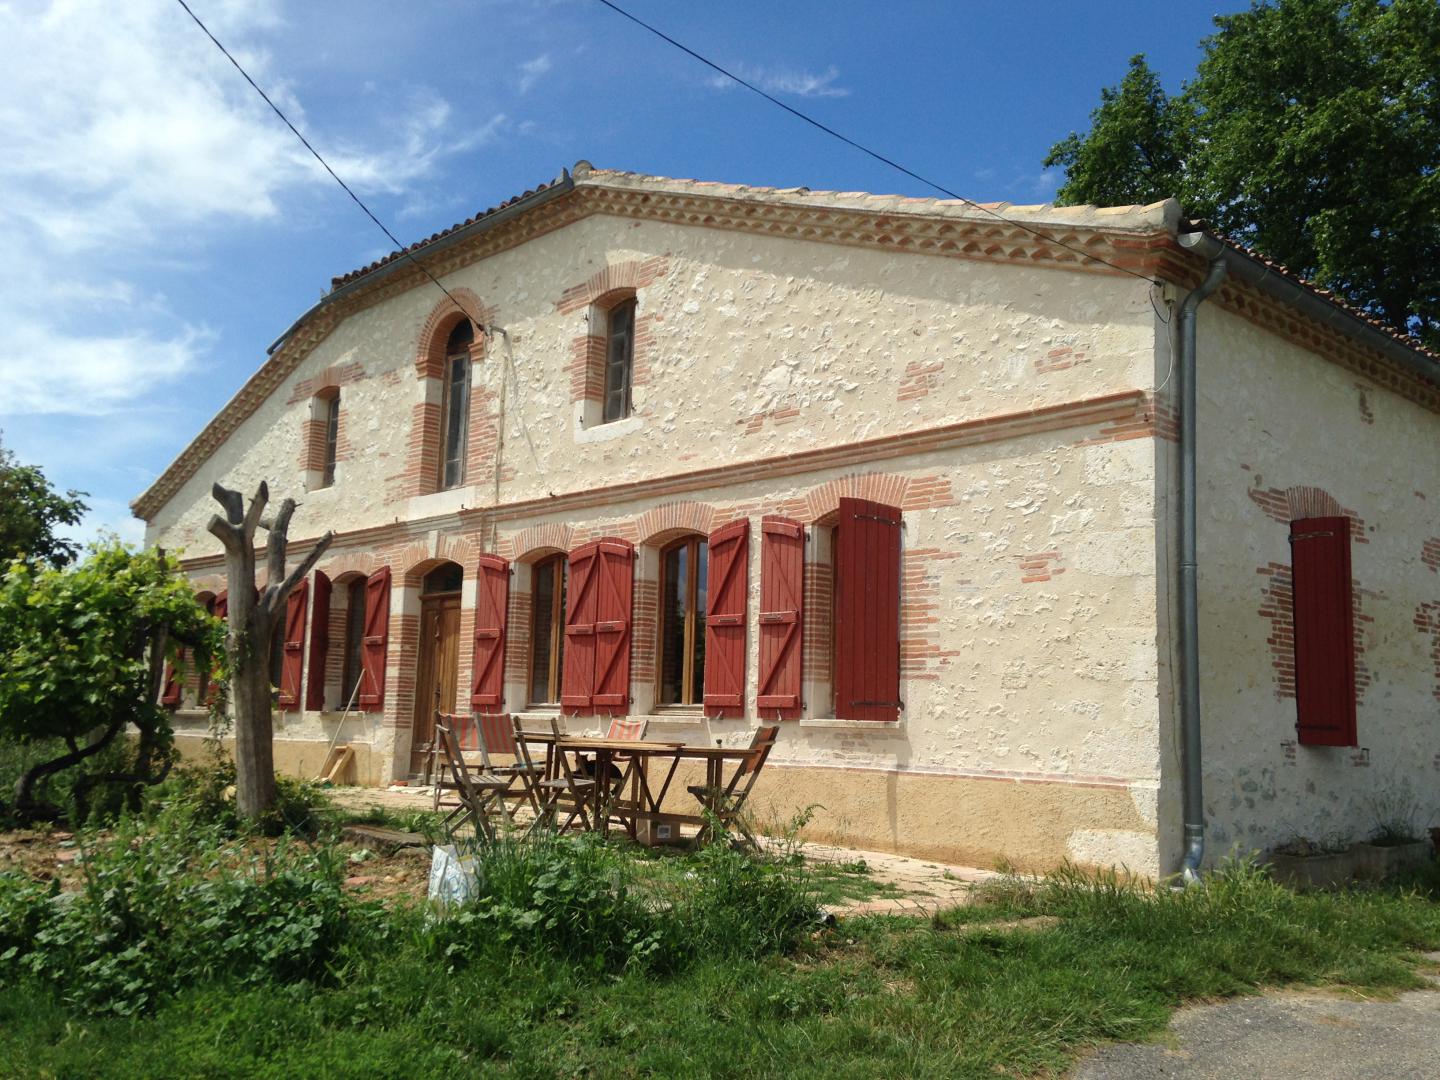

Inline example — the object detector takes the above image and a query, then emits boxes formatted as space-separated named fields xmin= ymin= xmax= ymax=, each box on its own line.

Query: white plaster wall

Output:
xmin=1190 ymin=306 xmax=1440 ymax=860
xmin=144 ymin=211 xmax=1157 ymax=560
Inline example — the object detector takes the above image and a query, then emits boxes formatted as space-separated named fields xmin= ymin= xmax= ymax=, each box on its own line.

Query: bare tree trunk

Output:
xmin=207 ymin=481 xmax=332 ymax=820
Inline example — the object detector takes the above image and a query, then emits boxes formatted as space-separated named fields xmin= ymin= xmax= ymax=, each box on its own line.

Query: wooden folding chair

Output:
xmin=473 ymin=711 xmax=542 ymax=822
xmin=435 ymin=722 xmax=510 ymax=843
xmin=688 ymin=724 xmax=781 ymax=850
xmin=522 ymin=716 xmax=597 ymax=836
xmin=577 ymin=716 xmax=647 ymax=787
xmin=430 ymin=712 xmax=474 ymax=814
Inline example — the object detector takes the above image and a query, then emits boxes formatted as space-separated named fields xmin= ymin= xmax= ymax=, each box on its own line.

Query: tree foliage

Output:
xmin=1045 ymin=0 xmax=1440 ymax=348
xmin=0 ymin=541 xmax=225 ymax=821
xmin=0 ymin=437 xmax=88 ymax=569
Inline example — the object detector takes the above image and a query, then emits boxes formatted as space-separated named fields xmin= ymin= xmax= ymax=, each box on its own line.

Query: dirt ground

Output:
xmin=1 ymin=785 xmax=996 ymax=915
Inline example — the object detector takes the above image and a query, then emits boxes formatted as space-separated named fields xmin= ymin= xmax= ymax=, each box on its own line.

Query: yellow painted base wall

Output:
xmin=172 ymin=735 xmax=379 ymax=788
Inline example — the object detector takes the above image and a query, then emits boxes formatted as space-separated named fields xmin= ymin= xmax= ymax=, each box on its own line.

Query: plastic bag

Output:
xmin=426 ymin=844 xmax=478 ymax=911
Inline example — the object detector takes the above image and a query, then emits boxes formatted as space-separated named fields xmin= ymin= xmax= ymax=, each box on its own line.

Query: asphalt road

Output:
xmin=1072 ymin=958 xmax=1440 ymax=1080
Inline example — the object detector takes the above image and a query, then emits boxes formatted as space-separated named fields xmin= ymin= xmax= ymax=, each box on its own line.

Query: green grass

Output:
xmin=3 ymin=842 xmax=1439 ymax=1079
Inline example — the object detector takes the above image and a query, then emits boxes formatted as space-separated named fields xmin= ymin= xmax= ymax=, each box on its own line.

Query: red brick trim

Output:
xmin=897 ymin=360 xmax=945 ymax=402
xmin=1416 ymin=601 xmax=1440 ymax=703
xmin=1247 ymin=484 xmax=1369 ymax=543
xmin=555 ymin=257 xmax=670 ymax=316
xmin=499 ymin=523 xmax=576 ymax=561
xmin=413 ymin=289 xmax=494 ymax=379
xmin=286 ymin=362 xmax=365 ymax=404
xmin=1422 ymin=537 xmax=1440 ymax=574
xmin=636 ymin=501 xmax=716 ymax=544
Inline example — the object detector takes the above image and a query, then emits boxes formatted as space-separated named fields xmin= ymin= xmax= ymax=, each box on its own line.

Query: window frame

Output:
xmin=601 ymin=298 xmax=636 ymax=424
xmin=656 ymin=534 xmax=707 ymax=708
xmin=438 ymin=321 xmax=474 ymax=490
xmin=340 ymin=578 xmax=367 ymax=709
xmin=321 ymin=391 xmax=340 ymax=488
xmin=528 ymin=555 xmax=567 ymax=706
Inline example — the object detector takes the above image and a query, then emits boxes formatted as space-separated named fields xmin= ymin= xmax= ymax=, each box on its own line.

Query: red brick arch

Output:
xmin=637 ymin=502 xmax=717 ymax=546
xmin=499 ymin=522 xmax=576 ymax=562
xmin=803 ymin=473 xmax=911 ymax=523
xmin=413 ymin=288 xmax=494 ymax=379
xmin=317 ymin=550 xmax=387 ymax=582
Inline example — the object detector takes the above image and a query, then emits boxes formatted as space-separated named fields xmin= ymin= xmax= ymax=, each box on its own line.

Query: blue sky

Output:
xmin=0 ymin=0 xmax=1244 ymax=546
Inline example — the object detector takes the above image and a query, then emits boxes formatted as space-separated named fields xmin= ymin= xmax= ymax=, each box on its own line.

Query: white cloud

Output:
xmin=707 ymin=63 xmax=849 ymax=99
xmin=518 ymin=53 xmax=552 ymax=94
xmin=0 ymin=1 xmax=470 ymax=418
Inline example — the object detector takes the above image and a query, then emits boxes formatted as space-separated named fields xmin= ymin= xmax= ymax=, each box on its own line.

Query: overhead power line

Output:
xmin=173 ymin=0 xmax=494 ymax=333
xmin=592 ymin=0 xmax=1160 ymax=286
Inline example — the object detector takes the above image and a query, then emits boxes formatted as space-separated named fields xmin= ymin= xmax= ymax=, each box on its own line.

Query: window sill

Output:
xmin=799 ymin=718 xmax=903 ymax=732
xmin=638 ymin=712 xmax=707 ymax=728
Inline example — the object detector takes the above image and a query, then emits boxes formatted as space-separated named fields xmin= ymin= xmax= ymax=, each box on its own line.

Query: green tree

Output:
xmin=1044 ymin=55 xmax=1192 ymax=209
xmin=0 ymin=541 xmax=225 ymax=821
xmin=0 ymin=436 xmax=88 ymax=569
xmin=1045 ymin=0 xmax=1440 ymax=348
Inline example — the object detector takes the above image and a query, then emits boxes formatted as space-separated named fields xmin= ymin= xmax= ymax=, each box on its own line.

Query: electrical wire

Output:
xmin=593 ymin=0 xmax=1161 ymax=286
xmin=173 ymin=0 xmax=489 ymax=332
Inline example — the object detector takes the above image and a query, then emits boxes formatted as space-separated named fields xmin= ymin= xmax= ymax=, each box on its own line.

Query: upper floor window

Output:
xmin=603 ymin=299 xmax=635 ymax=424
xmin=440 ymin=320 xmax=473 ymax=489
xmin=658 ymin=535 xmax=707 ymax=706
xmin=321 ymin=391 xmax=340 ymax=488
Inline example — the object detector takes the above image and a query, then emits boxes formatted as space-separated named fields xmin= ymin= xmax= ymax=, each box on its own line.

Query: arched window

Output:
xmin=602 ymin=298 xmax=635 ymax=423
xmin=529 ymin=554 xmax=567 ymax=705
xmin=658 ymin=535 xmax=707 ymax=705
xmin=439 ymin=320 xmax=474 ymax=489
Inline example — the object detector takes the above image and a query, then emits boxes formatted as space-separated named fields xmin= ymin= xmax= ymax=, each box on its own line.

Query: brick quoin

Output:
xmin=901 ymin=548 xmax=966 ymax=680
xmin=1074 ymin=392 xmax=1172 ymax=444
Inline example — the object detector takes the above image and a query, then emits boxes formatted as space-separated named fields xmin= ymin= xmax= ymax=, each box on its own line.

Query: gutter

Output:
xmin=264 ymin=168 xmax=576 ymax=356
xmin=1173 ymin=231 xmax=1228 ymax=884
xmin=1170 ymin=229 xmax=1439 ymax=883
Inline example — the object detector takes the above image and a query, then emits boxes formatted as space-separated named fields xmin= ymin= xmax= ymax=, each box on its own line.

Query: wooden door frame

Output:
xmin=411 ymin=591 xmax=462 ymax=773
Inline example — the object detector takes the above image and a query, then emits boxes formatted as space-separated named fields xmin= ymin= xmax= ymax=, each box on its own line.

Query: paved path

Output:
xmin=1072 ymin=954 xmax=1440 ymax=1079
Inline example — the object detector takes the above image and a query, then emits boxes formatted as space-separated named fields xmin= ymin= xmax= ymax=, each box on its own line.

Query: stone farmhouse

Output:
xmin=133 ymin=162 xmax=1440 ymax=877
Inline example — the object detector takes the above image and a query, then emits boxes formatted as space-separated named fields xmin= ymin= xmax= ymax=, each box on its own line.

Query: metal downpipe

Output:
xmin=1175 ymin=233 xmax=1228 ymax=884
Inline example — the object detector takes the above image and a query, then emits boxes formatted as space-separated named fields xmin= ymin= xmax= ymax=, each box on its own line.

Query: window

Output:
xmin=831 ymin=498 xmax=902 ymax=721
xmin=529 ymin=556 xmax=567 ymax=704
xmin=1290 ymin=517 xmax=1357 ymax=746
xmin=321 ymin=392 xmax=340 ymax=488
xmin=658 ymin=536 xmax=707 ymax=706
xmin=340 ymin=578 xmax=367 ymax=709
xmin=439 ymin=321 xmax=473 ymax=489
xmin=602 ymin=299 xmax=635 ymax=423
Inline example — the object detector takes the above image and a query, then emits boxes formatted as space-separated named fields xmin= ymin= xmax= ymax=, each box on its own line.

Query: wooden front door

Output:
xmin=411 ymin=593 xmax=461 ymax=774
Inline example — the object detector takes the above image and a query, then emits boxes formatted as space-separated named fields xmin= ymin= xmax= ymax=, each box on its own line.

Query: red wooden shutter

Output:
xmin=278 ymin=578 xmax=308 ymax=708
xmin=834 ymin=498 xmax=902 ymax=722
xmin=1291 ymin=517 xmax=1357 ymax=746
xmin=160 ymin=660 xmax=182 ymax=707
xmin=358 ymin=566 xmax=391 ymax=710
xmin=305 ymin=571 xmax=331 ymax=711
xmin=592 ymin=539 xmax=635 ymax=711
xmin=704 ymin=519 xmax=750 ymax=717
xmin=561 ymin=542 xmax=599 ymax=712
xmin=757 ymin=516 xmax=804 ymax=719
xmin=471 ymin=554 xmax=510 ymax=710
